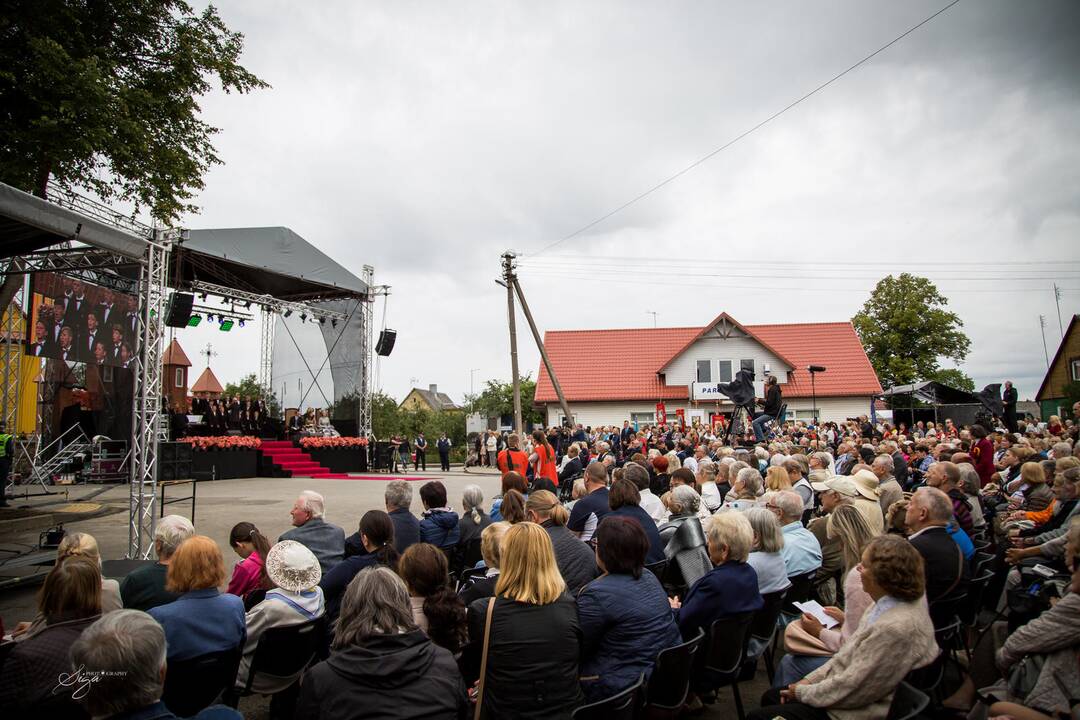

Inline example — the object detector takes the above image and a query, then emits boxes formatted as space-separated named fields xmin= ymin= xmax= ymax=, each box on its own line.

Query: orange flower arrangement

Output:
xmin=180 ymin=436 xmax=262 ymax=451
xmin=299 ymin=436 xmax=368 ymax=449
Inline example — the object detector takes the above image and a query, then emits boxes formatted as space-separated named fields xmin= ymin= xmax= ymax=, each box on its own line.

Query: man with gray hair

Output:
xmin=871 ymin=454 xmax=905 ymax=518
xmin=622 ymin=461 xmax=664 ymax=524
xmin=766 ymin=490 xmax=822 ymax=579
xmin=120 ymin=514 xmax=194 ymax=611
xmin=280 ymin=490 xmax=345 ymax=571
xmin=905 ymin=487 xmax=969 ymax=605
xmin=383 ymin=479 xmax=420 ymax=554
xmin=69 ymin=610 xmax=240 ymax=719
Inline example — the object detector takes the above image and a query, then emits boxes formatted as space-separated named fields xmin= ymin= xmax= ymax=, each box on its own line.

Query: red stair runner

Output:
xmin=261 ymin=441 xmax=331 ymax=478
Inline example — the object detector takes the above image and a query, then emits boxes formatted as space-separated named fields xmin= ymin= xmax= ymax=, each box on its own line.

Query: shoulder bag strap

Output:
xmin=474 ymin=596 xmax=496 ymax=720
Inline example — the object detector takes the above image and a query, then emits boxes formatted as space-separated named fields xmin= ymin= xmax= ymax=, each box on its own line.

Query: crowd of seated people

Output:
xmin=2 ymin=402 xmax=1079 ymax=719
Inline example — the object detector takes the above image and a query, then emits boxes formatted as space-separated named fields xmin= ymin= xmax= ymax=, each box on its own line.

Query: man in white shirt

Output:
xmin=623 ymin=462 xmax=665 ymax=524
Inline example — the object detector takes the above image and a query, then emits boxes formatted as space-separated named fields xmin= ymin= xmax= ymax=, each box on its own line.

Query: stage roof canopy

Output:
xmin=878 ymin=381 xmax=978 ymax=405
xmin=0 ymin=182 xmax=149 ymax=260
xmin=0 ymin=183 xmax=368 ymax=303
xmin=174 ymin=227 xmax=368 ymax=302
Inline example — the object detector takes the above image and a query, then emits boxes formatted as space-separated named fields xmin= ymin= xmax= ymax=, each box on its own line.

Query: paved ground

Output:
xmin=0 ymin=467 xmax=768 ymax=718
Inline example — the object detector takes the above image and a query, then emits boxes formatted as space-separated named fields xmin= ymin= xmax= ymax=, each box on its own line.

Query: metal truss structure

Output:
xmin=359 ymin=265 xmax=375 ymax=437
xmin=259 ymin=305 xmax=275 ymax=396
xmin=128 ymin=231 xmax=173 ymax=559
xmin=1 ymin=271 xmax=23 ymax=432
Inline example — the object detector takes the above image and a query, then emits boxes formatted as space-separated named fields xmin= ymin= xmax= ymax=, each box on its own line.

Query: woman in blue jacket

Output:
xmin=577 ymin=516 xmax=682 ymax=703
xmin=418 ymin=480 xmax=461 ymax=550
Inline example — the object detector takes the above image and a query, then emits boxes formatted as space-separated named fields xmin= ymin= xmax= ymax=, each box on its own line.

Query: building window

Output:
xmin=175 ymin=368 xmax=184 ymax=388
xmin=741 ymin=359 xmax=755 ymax=376
xmin=717 ymin=360 xmax=733 ymax=383
xmin=794 ymin=409 xmax=816 ymax=420
xmin=1072 ymin=358 xmax=1080 ymax=382
xmin=696 ymin=360 xmax=711 ymax=382
xmin=631 ymin=412 xmax=655 ymax=425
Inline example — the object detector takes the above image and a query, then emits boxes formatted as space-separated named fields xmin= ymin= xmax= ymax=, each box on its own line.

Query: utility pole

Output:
xmin=646 ymin=311 xmax=658 ymax=328
xmin=501 ymin=252 xmax=523 ymax=435
xmin=1054 ymin=284 xmax=1064 ymax=337
xmin=511 ymin=276 xmax=574 ymax=428
xmin=1039 ymin=315 xmax=1050 ymax=368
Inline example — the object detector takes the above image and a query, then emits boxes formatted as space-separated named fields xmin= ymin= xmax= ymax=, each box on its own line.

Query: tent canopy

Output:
xmin=0 ymin=182 xmax=148 ymax=260
xmin=878 ymin=381 xmax=978 ymax=406
xmin=174 ymin=227 xmax=368 ymax=302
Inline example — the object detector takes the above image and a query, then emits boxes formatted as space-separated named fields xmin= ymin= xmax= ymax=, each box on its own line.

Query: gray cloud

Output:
xmin=177 ymin=0 xmax=1080 ymax=404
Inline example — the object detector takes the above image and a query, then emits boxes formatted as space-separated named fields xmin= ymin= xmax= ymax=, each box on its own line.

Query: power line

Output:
xmin=531 ymin=0 xmax=962 ymax=256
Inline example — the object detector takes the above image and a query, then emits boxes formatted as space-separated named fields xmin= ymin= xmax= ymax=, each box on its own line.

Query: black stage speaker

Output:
xmin=375 ymin=329 xmax=397 ymax=356
xmin=165 ymin=292 xmax=194 ymax=328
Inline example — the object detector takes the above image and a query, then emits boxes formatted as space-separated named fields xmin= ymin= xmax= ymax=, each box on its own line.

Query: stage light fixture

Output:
xmin=199 ymin=293 xmax=208 ymax=301
xmin=319 ymin=317 xmax=326 ymax=325
xmin=300 ymin=313 xmax=307 ymax=323
xmin=239 ymin=319 xmax=245 ymax=328
xmin=187 ymin=315 xmax=202 ymax=327
xmin=207 ymin=313 xmax=215 ymax=322
xmin=283 ymin=309 xmax=293 ymax=318
xmin=331 ymin=319 xmax=338 ymax=329
xmin=219 ymin=318 xmax=234 ymax=332
xmin=244 ymin=301 xmax=252 ymax=308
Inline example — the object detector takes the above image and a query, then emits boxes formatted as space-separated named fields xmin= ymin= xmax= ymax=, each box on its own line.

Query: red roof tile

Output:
xmin=162 ymin=338 xmax=192 ymax=367
xmin=534 ymin=318 xmax=882 ymax=403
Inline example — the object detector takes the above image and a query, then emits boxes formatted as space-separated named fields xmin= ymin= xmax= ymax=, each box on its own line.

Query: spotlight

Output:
xmin=219 ymin=318 xmax=234 ymax=332
xmin=244 ymin=301 xmax=252 ymax=308
xmin=187 ymin=315 xmax=202 ymax=327
xmin=300 ymin=313 xmax=307 ymax=323
xmin=283 ymin=309 xmax=293 ymax=318
xmin=199 ymin=293 xmax=208 ymax=301
xmin=331 ymin=319 xmax=338 ymax=329
xmin=319 ymin=317 xmax=326 ymax=325
xmin=207 ymin=313 xmax=215 ymax=322
xmin=239 ymin=319 xmax=245 ymax=328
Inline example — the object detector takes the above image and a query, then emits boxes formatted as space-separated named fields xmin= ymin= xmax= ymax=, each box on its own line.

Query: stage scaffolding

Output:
xmin=0 ymin=182 xmax=382 ymax=557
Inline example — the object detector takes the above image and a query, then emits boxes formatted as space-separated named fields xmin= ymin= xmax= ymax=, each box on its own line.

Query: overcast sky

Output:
xmin=173 ymin=0 xmax=1080 ymax=406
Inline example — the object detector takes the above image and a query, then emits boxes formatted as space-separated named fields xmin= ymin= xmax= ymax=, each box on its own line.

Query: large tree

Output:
xmin=852 ymin=274 xmax=972 ymax=389
xmin=0 ymin=0 xmax=267 ymax=221
xmin=469 ymin=376 xmax=543 ymax=426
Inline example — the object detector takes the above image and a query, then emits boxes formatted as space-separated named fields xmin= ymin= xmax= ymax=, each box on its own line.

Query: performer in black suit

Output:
xmin=79 ymin=311 xmax=101 ymax=363
xmin=62 ymin=279 xmax=91 ymax=326
xmin=28 ymin=320 xmax=50 ymax=357
xmin=95 ymin=289 xmax=118 ymax=332
xmin=1002 ymin=380 xmax=1019 ymax=433
xmin=57 ymin=326 xmax=77 ymax=363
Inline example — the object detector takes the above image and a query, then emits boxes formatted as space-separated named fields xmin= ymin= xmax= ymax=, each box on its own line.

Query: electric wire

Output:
xmin=531 ymin=0 xmax=963 ymax=256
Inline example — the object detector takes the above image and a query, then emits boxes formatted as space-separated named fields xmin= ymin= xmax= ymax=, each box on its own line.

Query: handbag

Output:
xmin=473 ymin=597 xmax=496 ymax=720
xmin=783 ymin=620 xmax=833 ymax=658
xmin=1006 ymin=653 xmax=1046 ymax=701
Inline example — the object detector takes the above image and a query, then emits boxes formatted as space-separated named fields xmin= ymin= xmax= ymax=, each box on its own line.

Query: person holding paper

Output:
xmin=748 ymin=534 xmax=938 ymax=720
xmin=773 ymin=505 xmax=878 ymax=688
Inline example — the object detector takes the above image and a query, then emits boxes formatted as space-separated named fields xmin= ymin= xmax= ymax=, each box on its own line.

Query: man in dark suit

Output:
xmin=905 ymin=487 xmax=969 ymax=611
xmin=28 ymin=320 xmax=50 ymax=357
xmin=1003 ymin=380 xmax=1019 ymax=433
xmin=79 ymin=311 xmax=101 ymax=363
xmin=109 ymin=325 xmax=125 ymax=362
xmin=62 ymin=279 xmax=91 ymax=326
xmin=57 ymin=326 xmax=77 ymax=363
xmin=96 ymin=289 xmax=118 ymax=332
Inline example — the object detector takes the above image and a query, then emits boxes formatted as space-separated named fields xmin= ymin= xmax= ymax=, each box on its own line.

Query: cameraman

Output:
xmin=751 ymin=374 xmax=782 ymax=443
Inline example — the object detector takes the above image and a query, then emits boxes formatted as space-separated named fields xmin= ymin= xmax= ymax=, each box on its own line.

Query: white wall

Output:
xmin=661 ymin=331 xmax=791 ymax=387
xmin=545 ymin=395 xmax=874 ymax=428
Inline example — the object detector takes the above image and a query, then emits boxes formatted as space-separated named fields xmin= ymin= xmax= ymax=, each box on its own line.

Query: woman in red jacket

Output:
xmin=970 ymin=424 xmax=995 ymax=487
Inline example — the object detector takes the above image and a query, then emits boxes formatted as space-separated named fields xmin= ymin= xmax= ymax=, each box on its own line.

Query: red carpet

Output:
xmin=261 ymin=440 xmax=332 ymax=478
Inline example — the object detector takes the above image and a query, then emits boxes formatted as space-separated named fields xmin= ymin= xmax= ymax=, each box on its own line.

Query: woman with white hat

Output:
xmin=848 ymin=469 xmax=886 ymax=536
xmin=236 ymin=540 xmax=326 ymax=695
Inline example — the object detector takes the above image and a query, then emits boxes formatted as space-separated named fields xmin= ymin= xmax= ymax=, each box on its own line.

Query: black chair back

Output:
xmin=237 ymin=616 xmax=327 ymax=695
xmin=645 ymin=629 xmax=705 ymax=715
xmin=703 ymin=611 xmax=756 ymax=677
xmin=460 ymin=537 xmax=483 ymax=570
xmin=781 ymin=571 xmax=816 ymax=614
xmin=572 ymin=673 xmax=644 ymax=719
xmin=958 ymin=571 xmax=995 ymax=627
xmin=456 ymin=565 xmax=488 ymax=593
xmin=887 ymin=680 xmax=930 ymax=720
xmin=644 ymin=559 xmax=668 ymax=583
xmin=162 ymin=644 xmax=243 ymax=717
xmin=748 ymin=589 xmax=786 ymax=644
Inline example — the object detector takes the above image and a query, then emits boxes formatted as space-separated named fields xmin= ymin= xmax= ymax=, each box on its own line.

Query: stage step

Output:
xmin=261 ymin=442 xmax=331 ymax=477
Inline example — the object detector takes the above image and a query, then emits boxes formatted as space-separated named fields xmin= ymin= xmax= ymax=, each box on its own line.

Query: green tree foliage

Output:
xmin=331 ymin=390 xmax=467 ymax=457
xmin=469 ymin=376 xmax=543 ymax=426
xmin=0 ymin=0 xmax=268 ymax=221
xmin=853 ymin=274 xmax=972 ymax=389
xmin=223 ymin=372 xmax=279 ymax=413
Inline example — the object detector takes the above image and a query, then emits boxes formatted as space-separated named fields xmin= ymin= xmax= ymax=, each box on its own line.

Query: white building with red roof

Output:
xmin=534 ymin=313 xmax=882 ymax=427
